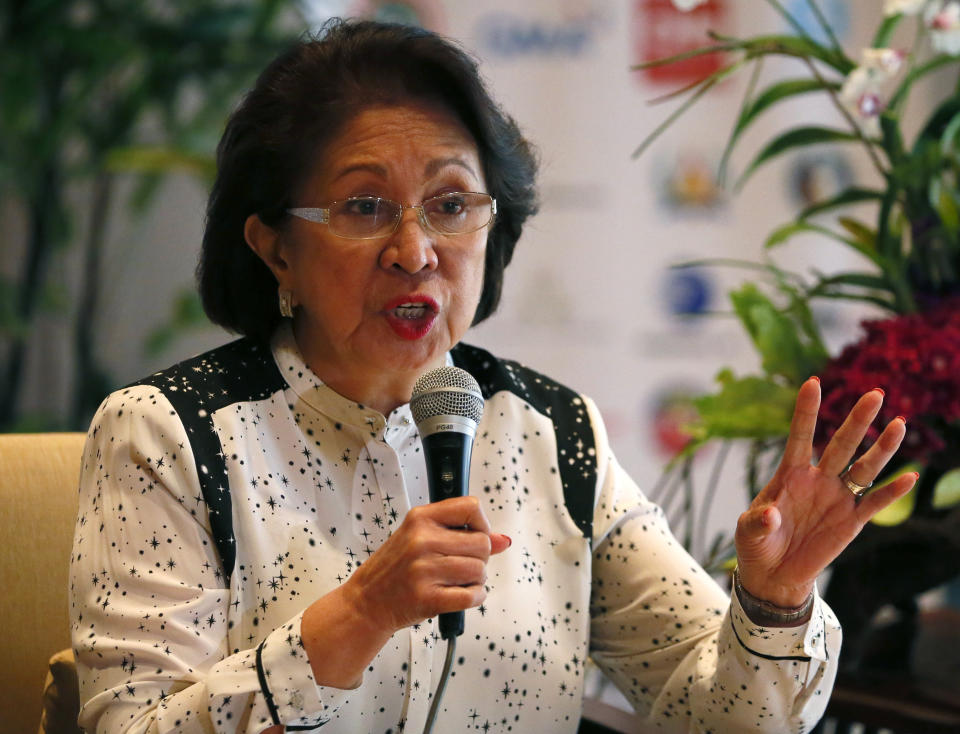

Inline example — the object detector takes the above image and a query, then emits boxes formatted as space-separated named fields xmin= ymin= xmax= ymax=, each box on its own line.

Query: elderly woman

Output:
xmin=70 ymin=19 xmax=915 ymax=734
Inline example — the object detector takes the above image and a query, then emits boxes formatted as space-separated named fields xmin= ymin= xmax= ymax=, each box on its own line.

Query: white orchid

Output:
xmin=861 ymin=47 xmax=907 ymax=74
xmin=884 ymin=0 xmax=930 ymax=16
xmin=838 ymin=48 xmax=906 ymax=137
xmin=670 ymin=0 xmax=709 ymax=11
xmin=925 ymin=0 xmax=960 ymax=55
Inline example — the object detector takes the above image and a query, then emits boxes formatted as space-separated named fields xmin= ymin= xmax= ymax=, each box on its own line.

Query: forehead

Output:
xmin=309 ymin=104 xmax=483 ymax=188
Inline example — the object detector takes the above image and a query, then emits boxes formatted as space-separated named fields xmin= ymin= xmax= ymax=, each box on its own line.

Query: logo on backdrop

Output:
xmin=658 ymin=150 xmax=725 ymax=211
xmin=661 ymin=265 xmax=714 ymax=318
xmin=649 ymin=386 xmax=701 ymax=456
xmin=788 ymin=152 xmax=854 ymax=209
xmin=633 ymin=0 xmax=731 ymax=85
xmin=475 ymin=4 xmax=612 ymax=59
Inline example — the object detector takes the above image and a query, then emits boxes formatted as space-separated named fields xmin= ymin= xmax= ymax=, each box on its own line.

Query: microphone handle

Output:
xmin=421 ymin=430 xmax=474 ymax=640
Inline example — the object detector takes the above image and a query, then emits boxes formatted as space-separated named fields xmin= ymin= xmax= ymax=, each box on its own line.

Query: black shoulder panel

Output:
xmin=451 ymin=343 xmax=595 ymax=541
xmin=129 ymin=337 xmax=286 ymax=581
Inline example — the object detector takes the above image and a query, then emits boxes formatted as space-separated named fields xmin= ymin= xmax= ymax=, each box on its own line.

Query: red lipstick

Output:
xmin=382 ymin=294 xmax=439 ymax=340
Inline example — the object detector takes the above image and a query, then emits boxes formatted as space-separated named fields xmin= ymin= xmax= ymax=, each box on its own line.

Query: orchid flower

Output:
xmin=884 ymin=0 xmax=930 ymax=15
xmin=838 ymin=48 xmax=905 ymax=138
xmin=925 ymin=0 xmax=960 ymax=55
xmin=671 ymin=0 xmax=709 ymax=11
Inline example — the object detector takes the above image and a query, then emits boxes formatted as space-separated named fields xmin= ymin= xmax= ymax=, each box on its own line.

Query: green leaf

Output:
xmin=729 ymin=283 xmax=824 ymax=383
xmin=647 ymin=58 xmax=749 ymax=104
xmin=737 ymin=127 xmax=860 ymax=189
xmin=933 ymin=468 xmax=960 ymax=509
xmin=870 ymin=464 xmax=921 ymax=526
xmin=872 ymin=14 xmax=903 ymax=47
xmin=708 ymin=31 xmax=854 ymax=72
xmin=764 ymin=219 xmax=883 ymax=267
xmin=689 ymin=368 xmax=796 ymax=441
xmin=930 ymin=178 xmax=960 ymax=236
xmin=837 ymin=216 xmax=877 ymax=249
xmin=812 ymin=271 xmax=892 ymax=290
xmin=940 ymin=109 xmax=960 ymax=154
xmin=631 ymin=42 xmax=737 ymax=71
xmin=633 ymin=76 xmax=719 ymax=159
xmin=805 ymin=288 xmax=898 ymax=311
xmin=798 ymin=187 xmax=885 ymax=219
xmin=722 ymin=78 xmax=830 ymax=171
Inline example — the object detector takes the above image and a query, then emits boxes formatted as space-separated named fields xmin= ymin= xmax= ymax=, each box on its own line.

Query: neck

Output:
xmin=291 ymin=322 xmax=446 ymax=417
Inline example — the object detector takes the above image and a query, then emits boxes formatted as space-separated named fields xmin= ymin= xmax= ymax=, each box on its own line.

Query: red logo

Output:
xmin=634 ymin=0 xmax=729 ymax=85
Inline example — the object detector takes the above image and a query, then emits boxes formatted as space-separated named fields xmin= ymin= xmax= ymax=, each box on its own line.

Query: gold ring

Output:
xmin=840 ymin=467 xmax=872 ymax=499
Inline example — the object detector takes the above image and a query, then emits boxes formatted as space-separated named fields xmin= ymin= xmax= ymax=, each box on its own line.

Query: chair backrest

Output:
xmin=0 ymin=432 xmax=86 ymax=734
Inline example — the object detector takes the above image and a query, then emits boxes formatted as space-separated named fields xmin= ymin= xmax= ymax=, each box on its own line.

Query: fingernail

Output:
xmin=810 ymin=376 xmax=820 ymax=384
xmin=502 ymin=534 xmax=512 ymax=548
xmin=873 ymin=387 xmax=885 ymax=397
xmin=896 ymin=415 xmax=907 ymax=424
xmin=911 ymin=472 xmax=920 ymax=481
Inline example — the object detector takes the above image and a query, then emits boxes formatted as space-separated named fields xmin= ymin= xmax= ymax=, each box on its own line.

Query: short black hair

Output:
xmin=198 ymin=18 xmax=539 ymax=341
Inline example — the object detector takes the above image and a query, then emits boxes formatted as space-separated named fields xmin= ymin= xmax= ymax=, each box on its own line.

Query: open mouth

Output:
xmin=392 ymin=303 xmax=433 ymax=320
xmin=383 ymin=295 xmax=439 ymax=340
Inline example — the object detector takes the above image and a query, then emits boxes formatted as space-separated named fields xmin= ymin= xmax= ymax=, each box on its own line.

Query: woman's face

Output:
xmin=249 ymin=104 xmax=489 ymax=406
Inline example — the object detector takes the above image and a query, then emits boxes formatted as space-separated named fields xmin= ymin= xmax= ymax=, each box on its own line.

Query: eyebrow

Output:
xmin=331 ymin=157 xmax=479 ymax=183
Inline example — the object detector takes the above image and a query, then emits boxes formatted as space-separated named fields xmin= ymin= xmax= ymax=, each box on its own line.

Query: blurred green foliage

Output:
xmin=0 ymin=0 xmax=299 ymax=431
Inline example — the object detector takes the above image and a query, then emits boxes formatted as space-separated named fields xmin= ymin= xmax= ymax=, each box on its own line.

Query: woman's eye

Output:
xmin=342 ymin=198 xmax=381 ymax=217
xmin=436 ymin=195 xmax=466 ymax=215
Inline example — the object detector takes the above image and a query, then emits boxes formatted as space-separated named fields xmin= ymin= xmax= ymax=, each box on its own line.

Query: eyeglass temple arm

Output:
xmin=287 ymin=207 xmax=329 ymax=223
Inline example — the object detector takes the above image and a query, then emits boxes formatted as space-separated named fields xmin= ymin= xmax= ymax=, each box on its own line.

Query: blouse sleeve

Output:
xmin=69 ymin=386 xmax=353 ymax=733
xmin=585 ymin=397 xmax=841 ymax=733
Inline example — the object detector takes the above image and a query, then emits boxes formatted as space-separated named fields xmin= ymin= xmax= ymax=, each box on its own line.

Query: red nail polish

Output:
xmin=503 ymin=534 xmax=512 ymax=548
xmin=911 ymin=472 xmax=920 ymax=480
xmin=873 ymin=387 xmax=885 ymax=397
xmin=810 ymin=376 xmax=820 ymax=384
xmin=896 ymin=415 xmax=907 ymax=424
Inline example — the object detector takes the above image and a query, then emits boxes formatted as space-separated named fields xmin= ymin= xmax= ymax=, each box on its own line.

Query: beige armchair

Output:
xmin=0 ymin=432 xmax=86 ymax=734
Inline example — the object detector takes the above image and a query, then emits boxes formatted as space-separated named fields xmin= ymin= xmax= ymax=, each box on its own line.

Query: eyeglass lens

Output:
xmin=328 ymin=193 xmax=492 ymax=238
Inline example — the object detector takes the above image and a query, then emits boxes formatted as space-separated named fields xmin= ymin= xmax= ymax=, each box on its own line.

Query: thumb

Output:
xmin=490 ymin=533 xmax=512 ymax=555
xmin=736 ymin=505 xmax=781 ymax=548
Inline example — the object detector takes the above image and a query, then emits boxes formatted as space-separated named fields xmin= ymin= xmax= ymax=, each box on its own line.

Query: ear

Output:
xmin=245 ymin=214 xmax=293 ymax=288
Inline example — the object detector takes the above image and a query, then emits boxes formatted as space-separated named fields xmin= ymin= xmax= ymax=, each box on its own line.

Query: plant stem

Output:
xmin=70 ymin=171 xmax=113 ymax=429
xmin=801 ymin=57 xmax=888 ymax=178
xmin=632 ymin=77 xmax=718 ymax=159
xmin=696 ymin=441 xmax=732 ymax=558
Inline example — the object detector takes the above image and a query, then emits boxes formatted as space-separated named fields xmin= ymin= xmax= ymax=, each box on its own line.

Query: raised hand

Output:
xmin=734 ymin=377 xmax=918 ymax=609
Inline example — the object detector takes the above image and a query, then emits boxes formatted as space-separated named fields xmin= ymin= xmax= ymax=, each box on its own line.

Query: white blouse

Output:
xmin=70 ymin=323 xmax=840 ymax=733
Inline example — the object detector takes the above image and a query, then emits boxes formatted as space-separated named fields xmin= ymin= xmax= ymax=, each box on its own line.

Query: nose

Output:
xmin=379 ymin=207 xmax=438 ymax=274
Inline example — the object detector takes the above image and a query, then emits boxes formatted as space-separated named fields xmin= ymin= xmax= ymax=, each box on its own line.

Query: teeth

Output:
xmin=394 ymin=304 xmax=429 ymax=319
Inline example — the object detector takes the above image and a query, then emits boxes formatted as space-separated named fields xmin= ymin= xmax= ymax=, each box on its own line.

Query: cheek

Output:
xmin=453 ymin=244 xmax=487 ymax=321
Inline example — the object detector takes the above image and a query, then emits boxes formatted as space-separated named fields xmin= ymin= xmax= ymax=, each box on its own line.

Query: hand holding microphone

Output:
xmin=341 ymin=367 xmax=509 ymax=640
xmin=410 ymin=366 xmax=488 ymax=639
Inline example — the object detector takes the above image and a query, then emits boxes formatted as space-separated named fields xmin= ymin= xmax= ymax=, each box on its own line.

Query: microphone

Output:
xmin=410 ymin=366 xmax=484 ymax=640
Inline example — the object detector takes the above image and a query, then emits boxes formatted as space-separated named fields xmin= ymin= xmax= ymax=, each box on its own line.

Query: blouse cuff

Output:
xmin=729 ymin=584 xmax=830 ymax=663
xmin=256 ymin=611 xmax=354 ymax=728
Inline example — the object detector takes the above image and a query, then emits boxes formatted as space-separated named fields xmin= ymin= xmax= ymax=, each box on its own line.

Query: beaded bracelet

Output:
xmin=733 ymin=567 xmax=814 ymax=627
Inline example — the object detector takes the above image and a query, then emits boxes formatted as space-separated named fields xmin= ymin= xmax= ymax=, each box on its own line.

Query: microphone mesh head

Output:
xmin=410 ymin=366 xmax=484 ymax=425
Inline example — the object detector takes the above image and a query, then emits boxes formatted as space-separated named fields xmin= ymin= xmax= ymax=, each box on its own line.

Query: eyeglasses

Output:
xmin=287 ymin=192 xmax=496 ymax=240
